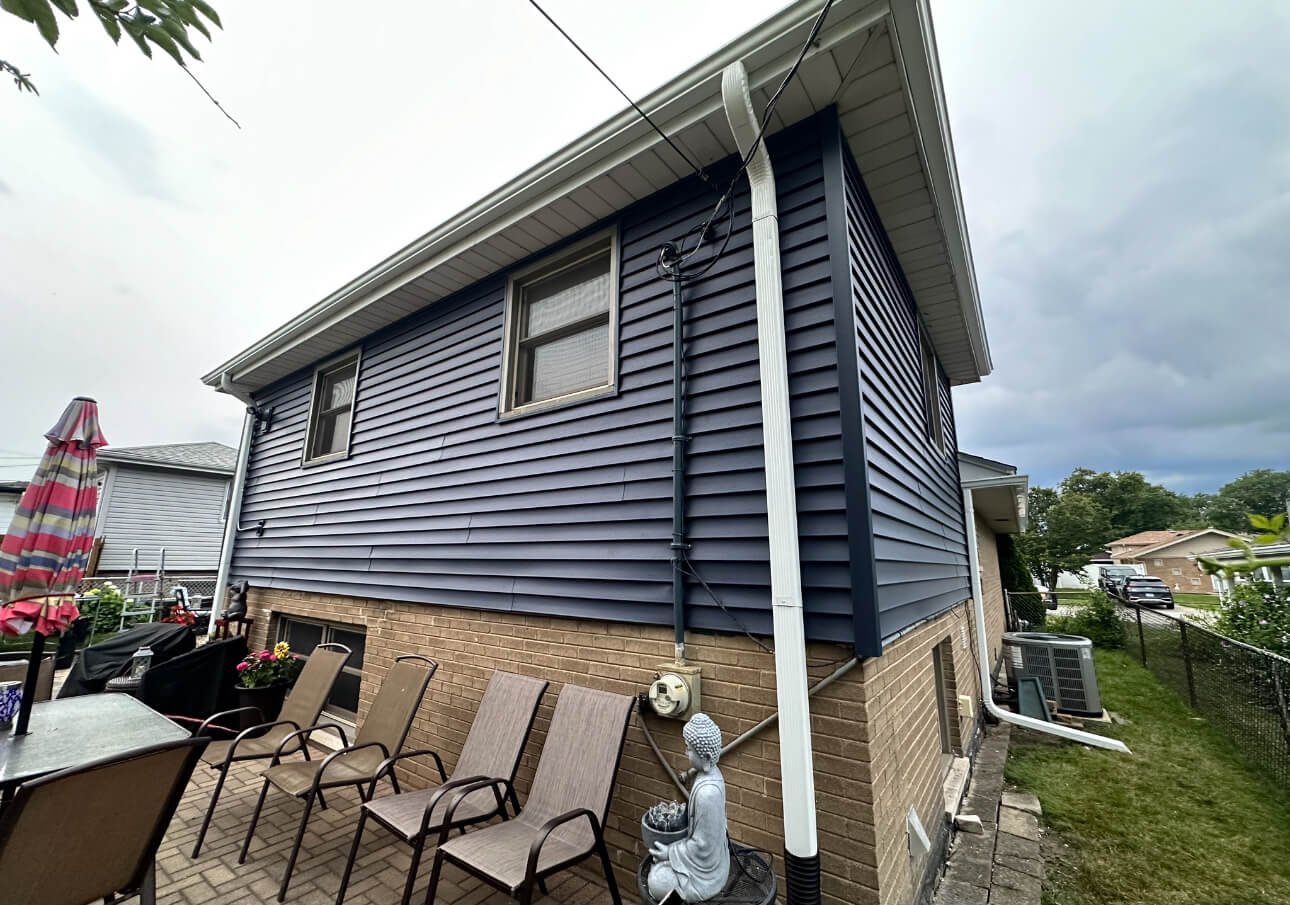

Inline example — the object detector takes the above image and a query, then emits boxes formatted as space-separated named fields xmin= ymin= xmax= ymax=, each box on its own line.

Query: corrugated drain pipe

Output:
xmin=721 ymin=59 xmax=821 ymax=905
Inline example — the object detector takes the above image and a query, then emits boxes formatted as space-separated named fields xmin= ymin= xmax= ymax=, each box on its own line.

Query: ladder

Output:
xmin=118 ymin=548 xmax=166 ymax=630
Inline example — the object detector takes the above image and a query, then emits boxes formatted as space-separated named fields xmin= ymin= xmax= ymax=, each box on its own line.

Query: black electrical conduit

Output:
xmin=670 ymin=269 xmax=688 ymax=663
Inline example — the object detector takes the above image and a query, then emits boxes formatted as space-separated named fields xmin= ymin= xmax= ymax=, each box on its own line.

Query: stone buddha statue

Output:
xmin=648 ymin=713 xmax=731 ymax=902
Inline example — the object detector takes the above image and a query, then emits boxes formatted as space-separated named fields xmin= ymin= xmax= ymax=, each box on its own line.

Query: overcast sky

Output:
xmin=1 ymin=1 xmax=1287 ymax=493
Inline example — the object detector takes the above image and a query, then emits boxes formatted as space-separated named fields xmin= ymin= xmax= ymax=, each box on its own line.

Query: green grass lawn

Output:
xmin=1174 ymin=593 xmax=1221 ymax=610
xmin=1006 ymin=650 xmax=1290 ymax=905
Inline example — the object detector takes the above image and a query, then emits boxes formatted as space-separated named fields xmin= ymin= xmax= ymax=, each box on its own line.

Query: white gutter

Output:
xmin=963 ymin=487 xmax=1130 ymax=754
xmin=722 ymin=61 xmax=821 ymax=902
xmin=208 ymin=375 xmax=257 ymax=640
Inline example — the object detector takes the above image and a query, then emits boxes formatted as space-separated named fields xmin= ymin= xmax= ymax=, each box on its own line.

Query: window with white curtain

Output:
xmin=500 ymin=229 xmax=618 ymax=415
xmin=303 ymin=352 xmax=360 ymax=464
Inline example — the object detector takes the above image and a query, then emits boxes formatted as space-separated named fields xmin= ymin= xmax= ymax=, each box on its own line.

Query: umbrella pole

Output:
xmin=13 ymin=631 xmax=47 ymax=736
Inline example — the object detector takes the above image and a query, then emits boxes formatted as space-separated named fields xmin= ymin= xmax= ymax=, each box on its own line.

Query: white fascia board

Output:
xmin=887 ymin=0 xmax=991 ymax=381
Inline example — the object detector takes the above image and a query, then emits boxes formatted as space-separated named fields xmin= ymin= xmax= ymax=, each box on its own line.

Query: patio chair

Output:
xmin=190 ymin=641 xmax=352 ymax=857
xmin=0 ymin=652 xmax=54 ymax=702
xmin=0 ymin=737 xmax=208 ymax=905
xmin=335 ymin=670 xmax=550 ymax=905
xmin=240 ymin=654 xmax=439 ymax=902
xmin=425 ymin=684 xmax=635 ymax=905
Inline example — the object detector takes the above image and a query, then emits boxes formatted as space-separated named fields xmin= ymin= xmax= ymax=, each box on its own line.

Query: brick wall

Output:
xmin=246 ymin=588 xmax=984 ymax=905
xmin=974 ymin=513 xmax=1007 ymax=672
xmin=1135 ymin=555 xmax=1213 ymax=592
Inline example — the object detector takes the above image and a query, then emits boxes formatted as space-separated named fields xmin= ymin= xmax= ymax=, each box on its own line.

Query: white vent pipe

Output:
xmin=209 ymin=375 xmax=256 ymax=640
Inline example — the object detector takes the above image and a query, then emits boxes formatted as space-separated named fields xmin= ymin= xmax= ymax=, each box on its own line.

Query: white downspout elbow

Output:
xmin=209 ymin=373 xmax=257 ymax=640
xmin=964 ymin=487 xmax=1130 ymax=754
xmin=721 ymin=61 xmax=822 ymax=904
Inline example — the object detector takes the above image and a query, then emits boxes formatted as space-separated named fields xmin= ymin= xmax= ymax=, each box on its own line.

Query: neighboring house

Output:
xmin=202 ymin=4 xmax=1001 ymax=904
xmin=0 ymin=481 xmax=26 ymax=537
xmin=1108 ymin=528 xmax=1239 ymax=593
xmin=1190 ymin=541 xmax=1290 ymax=591
xmin=959 ymin=453 xmax=1028 ymax=670
xmin=94 ymin=443 xmax=236 ymax=575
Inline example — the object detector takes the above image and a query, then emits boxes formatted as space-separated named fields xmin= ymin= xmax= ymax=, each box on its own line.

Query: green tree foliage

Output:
xmin=1019 ymin=487 xmax=1114 ymax=590
xmin=1045 ymin=590 xmax=1124 ymax=649
xmin=1060 ymin=468 xmax=1196 ymax=537
xmin=2 ymin=0 xmax=221 ymax=94
xmin=997 ymin=534 xmax=1037 ymax=595
xmin=1214 ymin=582 xmax=1290 ymax=658
xmin=1195 ymin=469 xmax=1290 ymax=533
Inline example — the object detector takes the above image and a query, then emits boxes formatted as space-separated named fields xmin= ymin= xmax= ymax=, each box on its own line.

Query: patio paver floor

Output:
xmin=158 ymin=756 xmax=619 ymax=905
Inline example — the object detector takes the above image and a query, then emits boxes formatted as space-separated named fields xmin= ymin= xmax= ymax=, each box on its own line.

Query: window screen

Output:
xmin=305 ymin=354 xmax=359 ymax=463
xmin=920 ymin=332 xmax=945 ymax=452
xmin=503 ymin=233 xmax=616 ymax=412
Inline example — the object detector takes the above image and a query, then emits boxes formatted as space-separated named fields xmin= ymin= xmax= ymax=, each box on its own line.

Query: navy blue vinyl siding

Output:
xmin=835 ymin=123 xmax=970 ymax=640
xmin=233 ymin=116 xmax=854 ymax=643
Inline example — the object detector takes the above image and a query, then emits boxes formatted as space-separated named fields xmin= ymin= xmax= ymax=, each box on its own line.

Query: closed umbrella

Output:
xmin=0 ymin=397 xmax=107 ymax=736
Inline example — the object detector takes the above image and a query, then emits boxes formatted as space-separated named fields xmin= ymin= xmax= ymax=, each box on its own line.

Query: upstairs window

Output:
xmin=303 ymin=353 xmax=360 ymax=465
xmin=920 ymin=330 xmax=945 ymax=453
xmin=501 ymin=230 xmax=618 ymax=415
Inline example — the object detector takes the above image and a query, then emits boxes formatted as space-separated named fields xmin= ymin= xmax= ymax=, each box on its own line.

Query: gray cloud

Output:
xmin=942 ymin=1 xmax=1290 ymax=493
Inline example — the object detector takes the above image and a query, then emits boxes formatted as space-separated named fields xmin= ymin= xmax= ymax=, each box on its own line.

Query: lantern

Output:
xmin=129 ymin=646 xmax=154 ymax=679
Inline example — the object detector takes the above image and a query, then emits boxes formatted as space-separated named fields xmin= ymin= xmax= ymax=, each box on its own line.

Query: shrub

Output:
xmin=1044 ymin=590 xmax=1124 ymax=649
xmin=81 ymin=582 xmax=127 ymax=634
xmin=1215 ymin=582 xmax=1290 ymax=657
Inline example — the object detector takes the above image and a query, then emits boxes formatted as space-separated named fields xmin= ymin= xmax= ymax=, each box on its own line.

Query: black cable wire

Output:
xmin=659 ymin=0 xmax=836 ymax=282
xmin=526 ymin=0 xmax=714 ymax=191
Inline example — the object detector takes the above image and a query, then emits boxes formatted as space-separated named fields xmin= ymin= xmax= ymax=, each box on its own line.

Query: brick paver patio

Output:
xmin=158 ymin=757 xmax=620 ymax=905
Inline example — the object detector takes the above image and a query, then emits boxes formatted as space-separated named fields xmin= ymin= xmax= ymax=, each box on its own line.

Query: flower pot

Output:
xmin=642 ymin=813 xmax=689 ymax=852
xmin=234 ymin=683 xmax=289 ymax=735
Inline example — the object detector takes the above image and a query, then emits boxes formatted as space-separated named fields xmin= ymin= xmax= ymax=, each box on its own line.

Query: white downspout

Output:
xmin=721 ymin=61 xmax=821 ymax=903
xmin=963 ymin=487 xmax=1130 ymax=754
xmin=209 ymin=374 xmax=256 ymax=641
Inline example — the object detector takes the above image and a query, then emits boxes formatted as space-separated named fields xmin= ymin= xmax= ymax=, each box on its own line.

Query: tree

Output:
xmin=1019 ymin=488 xmax=1114 ymax=591
xmin=1196 ymin=469 xmax=1290 ymax=533
xmin=2 ymin=0 xmax=221 ymax=95
xmin=1059 ymin=468 xmax=1195 ymax=537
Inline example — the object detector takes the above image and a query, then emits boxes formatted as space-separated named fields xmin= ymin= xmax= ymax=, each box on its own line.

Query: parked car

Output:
xmin=1099 ymin=565 xmax=1139 ymax=594
xmin=1121 ymin=576 xmax=1175 ymax=609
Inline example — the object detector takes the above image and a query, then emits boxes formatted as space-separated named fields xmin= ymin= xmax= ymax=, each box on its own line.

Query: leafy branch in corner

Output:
xmin=2 ymin=0 xmax=238 ymax=126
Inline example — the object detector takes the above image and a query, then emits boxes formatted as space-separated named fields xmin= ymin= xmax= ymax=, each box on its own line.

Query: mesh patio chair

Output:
xmin=240 ymin=654 xmax=439 ymax=902
xmin=335 ymin=670 xmax=550 ymax=905
xmin=0 ymin=737 xmax=208 ymax=905
xmin=0 ymin=653 xmax=54 ymax=702
xmin=425 ymin=684 xmax=635 ymax=905
xmin=190 ymin=641 xmax=352 ymax=857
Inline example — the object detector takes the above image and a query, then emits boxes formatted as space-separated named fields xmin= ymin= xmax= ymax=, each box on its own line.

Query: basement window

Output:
xmin=303 ymin=352 xmax=360 ymax=465
xmin=920 ymin=331 xmax=945 ymax=453
xmin=277 ymin=616 xmax=366 ymax=723
xmin=500 ymin=229 xmax=618 ymax=416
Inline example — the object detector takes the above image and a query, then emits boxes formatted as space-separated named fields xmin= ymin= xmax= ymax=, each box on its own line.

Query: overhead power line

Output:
xmin=526 ymin=0 xmax=713 ymax=190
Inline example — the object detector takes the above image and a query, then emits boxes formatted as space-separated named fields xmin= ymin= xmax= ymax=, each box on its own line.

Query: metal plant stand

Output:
xmin=638 ymin=844 xmax=776 ymax=905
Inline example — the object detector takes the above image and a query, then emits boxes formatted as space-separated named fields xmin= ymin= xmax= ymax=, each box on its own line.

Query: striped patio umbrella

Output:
xmin=0 ymin=397 xmax=107 ymax=735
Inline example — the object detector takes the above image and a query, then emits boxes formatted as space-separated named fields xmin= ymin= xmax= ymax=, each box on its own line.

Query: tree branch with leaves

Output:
xmin=2 ymin=0 xmax=236 ymax=124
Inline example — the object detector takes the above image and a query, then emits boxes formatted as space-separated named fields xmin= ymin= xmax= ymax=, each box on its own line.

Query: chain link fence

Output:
xmin=76 ymin=575 xmax=218 ymax=632
xmin=1005 ymin=589 xmax=1097 ymax=630
xmin=1121 ymin=601 xmax=1290 ymax=786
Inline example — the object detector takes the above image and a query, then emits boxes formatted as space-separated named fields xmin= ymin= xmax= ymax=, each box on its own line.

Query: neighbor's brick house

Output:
xmin=204 ymin=4 xmax=1007 ymax=903
xmin=1108 ymin=528 xmax=1237 ymax=593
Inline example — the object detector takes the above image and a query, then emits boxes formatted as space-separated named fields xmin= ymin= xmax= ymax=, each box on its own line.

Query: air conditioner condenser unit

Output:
xmin=1002 ymin=632 xmax=1103 ymax=718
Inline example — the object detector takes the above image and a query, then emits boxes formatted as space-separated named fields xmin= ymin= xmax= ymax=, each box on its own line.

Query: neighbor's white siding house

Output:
xmin=94 ymin=443 xmax=235 ymax=574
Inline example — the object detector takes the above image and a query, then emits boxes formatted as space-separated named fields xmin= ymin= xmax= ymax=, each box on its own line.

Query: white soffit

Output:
xmin=203 ymin=0 xmax=990 ymax=394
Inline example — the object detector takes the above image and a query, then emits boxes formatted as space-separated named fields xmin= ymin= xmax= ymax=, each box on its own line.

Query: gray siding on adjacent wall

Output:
xmin=234 ymin=118 xmax=856 ymax=643
xmin=838 ymin=132 xmax=970 ymax=639
xmin=97 ymin=466 xmax=231 ymax=572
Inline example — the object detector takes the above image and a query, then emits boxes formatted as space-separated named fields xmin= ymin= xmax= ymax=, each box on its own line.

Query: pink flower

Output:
xmin=258 ymin=651 xmax=273 ymax=660
xmin=236 ymin=661 xmax=249 ymax=672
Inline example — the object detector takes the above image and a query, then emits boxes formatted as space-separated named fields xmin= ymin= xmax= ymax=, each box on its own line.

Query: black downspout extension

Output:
xmin=786 ymin=852 xmax=822 ymax=905
xmin=669 ymin=262 xmax=689 ymax=663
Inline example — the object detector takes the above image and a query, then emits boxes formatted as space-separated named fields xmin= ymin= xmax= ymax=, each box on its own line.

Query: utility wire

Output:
xmin=526 ymin=0 xmax=712 ymax=190
xmin=660 ymin=0 xmax=836 ymax=282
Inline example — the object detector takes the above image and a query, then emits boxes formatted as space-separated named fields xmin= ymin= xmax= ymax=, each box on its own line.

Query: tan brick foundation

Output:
xmin=245 ymin=588 xmax=991 ymax=905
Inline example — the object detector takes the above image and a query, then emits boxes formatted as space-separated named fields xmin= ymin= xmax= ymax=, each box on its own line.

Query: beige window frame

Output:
xmin=302 ymin=351 xmax=361 ymax=466
xmin=499 ymin=228 xmax=619 ymax=417
xmin=920 ymin=329 xmax=946 ymax=453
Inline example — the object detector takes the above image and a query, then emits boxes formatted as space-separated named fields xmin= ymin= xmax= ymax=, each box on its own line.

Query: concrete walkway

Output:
xmin=932 ymin=725 xmax=1044 ymax=905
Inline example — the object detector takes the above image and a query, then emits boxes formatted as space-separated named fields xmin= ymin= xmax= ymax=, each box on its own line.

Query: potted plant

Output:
xmin=642 ymin=800 xmax=689 ymax=851
xmin=234 ymin=641 xmax=304 ymax=729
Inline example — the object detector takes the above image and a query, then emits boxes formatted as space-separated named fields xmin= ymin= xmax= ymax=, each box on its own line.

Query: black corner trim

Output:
xmin=819 ymin=108 xmax=883 ymax=659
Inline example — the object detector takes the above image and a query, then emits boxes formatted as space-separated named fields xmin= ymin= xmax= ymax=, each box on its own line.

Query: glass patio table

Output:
xmin=0 ymin=693 xmax=189 ymax=799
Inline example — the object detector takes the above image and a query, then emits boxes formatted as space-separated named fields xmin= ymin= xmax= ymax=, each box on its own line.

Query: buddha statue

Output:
xmin=648 ymin=713 xmax=731 ymax=902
